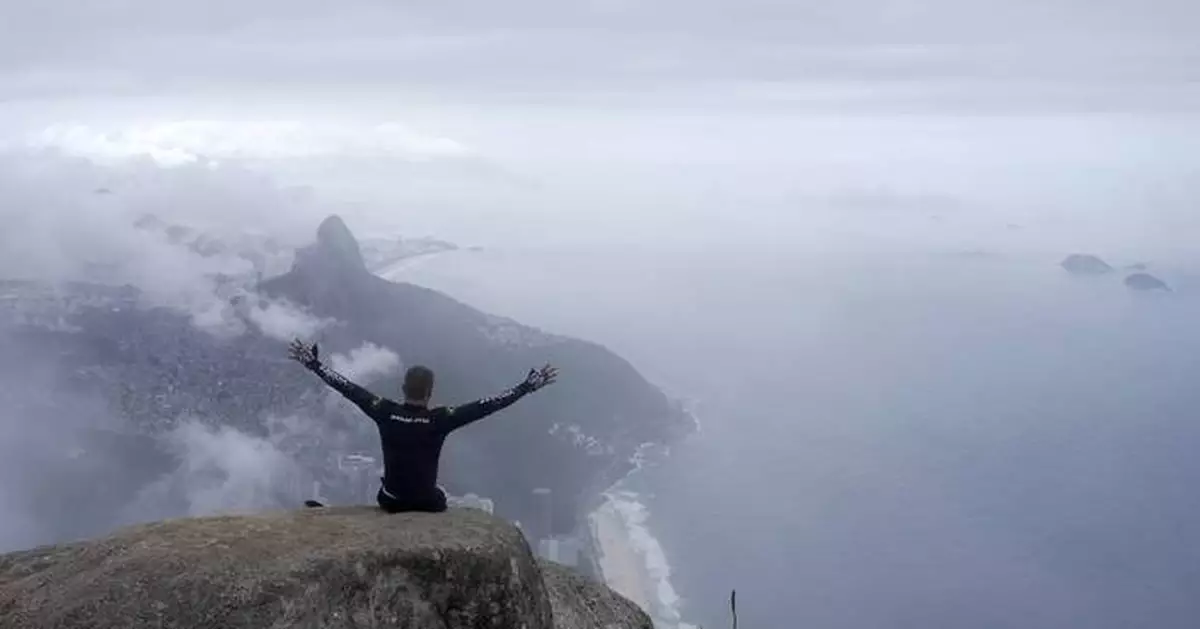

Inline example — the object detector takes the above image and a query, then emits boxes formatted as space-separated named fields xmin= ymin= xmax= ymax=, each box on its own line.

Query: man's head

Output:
xmin=402 ymin=365 xmax=435 ymax=405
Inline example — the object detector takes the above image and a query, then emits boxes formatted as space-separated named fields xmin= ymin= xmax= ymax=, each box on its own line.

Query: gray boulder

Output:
xmin=540 ymin=560 xmax=653 ymax=629
xmin=0 ymin=507 xmax=648 ymax=629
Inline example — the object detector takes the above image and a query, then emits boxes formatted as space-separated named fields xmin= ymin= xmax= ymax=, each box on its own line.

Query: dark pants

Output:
xmin=376 ymin=482 xmax=447 ymax=514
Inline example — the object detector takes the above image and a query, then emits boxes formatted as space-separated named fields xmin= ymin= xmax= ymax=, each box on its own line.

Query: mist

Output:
xmin=123 ymin=419 xmax=304 ymax=523
xmin=0 ymin=151 xmax=350 ymax=552
xmin=1 ymin=0 xmax=1199 ymax=627
xmin=393 ymin=240 xmax=1200 ymax=628
xmin=329 ymin=344 xmax=402 ymax=382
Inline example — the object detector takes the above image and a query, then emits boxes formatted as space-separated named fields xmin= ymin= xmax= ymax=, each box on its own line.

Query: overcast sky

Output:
xmin=0 ymin=0 xmax=1197 ymax=253
xmin=2 ymin=7 xmax=1200 ymax=627
xmin=2 ymin=0 xmax=1198 ymax=111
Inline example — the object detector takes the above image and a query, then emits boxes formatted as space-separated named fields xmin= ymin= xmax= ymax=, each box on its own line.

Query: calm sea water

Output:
xmin=396 ymin=244 xmax=1200 ymax=629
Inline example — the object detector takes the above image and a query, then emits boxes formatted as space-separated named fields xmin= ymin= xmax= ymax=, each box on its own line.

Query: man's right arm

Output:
xmin=290 ymin=339 xmax=385 ymax=416
xmin=309 ymin=362 xmax=385 ymax=415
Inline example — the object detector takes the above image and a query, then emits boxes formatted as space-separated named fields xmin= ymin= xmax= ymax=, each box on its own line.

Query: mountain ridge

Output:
xmin=0 ymin=214 xmax=692 ymax=555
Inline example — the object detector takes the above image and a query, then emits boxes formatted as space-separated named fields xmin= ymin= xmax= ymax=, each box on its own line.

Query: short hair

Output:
xmin=402 ymin=365 xmax=435 ymax=401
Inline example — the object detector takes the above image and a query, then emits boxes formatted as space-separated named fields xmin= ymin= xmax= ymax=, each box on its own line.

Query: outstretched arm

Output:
xmin=440 ymin=364 xmax=558 ymax=433
xmin=288 ymin=339 xmax=384 ymax=415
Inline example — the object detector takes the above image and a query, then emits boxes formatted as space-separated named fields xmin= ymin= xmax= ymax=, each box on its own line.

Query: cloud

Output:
xmin=1 ymin=0 xmax=1196 ymax=112
xmin=0 ymin=148 xmax=339 ymax=333
xmin=329 ymin=343 xmax=403 ymax=382
xmin=21 ymin=120 xmax=475 ymax=167
xmin=243 ymin=298 xmax=331 ymax=342
xmin=118 ymin=405 xmax=369 ymax=526
xmin=123 ymin=418 xmax=306 ymax=521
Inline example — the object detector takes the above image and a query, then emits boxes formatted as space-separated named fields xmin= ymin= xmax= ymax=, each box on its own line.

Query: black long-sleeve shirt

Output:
xmin=309 ymin=362 xmax=533 ymax=502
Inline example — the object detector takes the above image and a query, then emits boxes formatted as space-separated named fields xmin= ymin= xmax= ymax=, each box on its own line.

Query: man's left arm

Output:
xmin=439 ymin=365 xmax=557 ymax=432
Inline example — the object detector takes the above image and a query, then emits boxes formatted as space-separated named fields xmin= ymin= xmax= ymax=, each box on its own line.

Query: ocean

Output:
xmin=387 ymin=241 xmax=1200 ymax=629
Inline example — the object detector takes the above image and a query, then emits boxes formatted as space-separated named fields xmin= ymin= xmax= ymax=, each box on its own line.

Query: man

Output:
xmin=288 ymin=339 xmax=557 ymax=513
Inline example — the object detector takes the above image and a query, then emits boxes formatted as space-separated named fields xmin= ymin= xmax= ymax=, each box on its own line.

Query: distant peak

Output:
xmin=290 ymin=215 xmax=368 ymax=280
xmin=315 ymin=215 xmax=366 ymax=271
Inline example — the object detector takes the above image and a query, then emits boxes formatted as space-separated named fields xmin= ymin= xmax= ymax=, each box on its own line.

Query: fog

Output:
xmin=2 ymin=0 xmax=1199 ymax=627
xmin=392 ymin=239 xmax=1200 ymax=628
xmin=0 ymin=153 xmax=343 ymax=548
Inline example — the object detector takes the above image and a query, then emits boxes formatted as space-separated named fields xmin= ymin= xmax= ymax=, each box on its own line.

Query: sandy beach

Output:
xmin=589 ymin=499 xmax=654 ymax=613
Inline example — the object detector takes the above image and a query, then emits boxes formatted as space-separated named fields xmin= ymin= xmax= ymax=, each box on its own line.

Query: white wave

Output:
xmin=601 ymin=489 xmax=697 ymax=629
xmin=589 ymin=498 xmax=653 ymax=611
xmin=581 ymin=411 xmax=706 ymax=629
xmin=680 ymin=399 xmax=704 ymax=435
xmin=589 ymin=446 xmax=700 ymax=629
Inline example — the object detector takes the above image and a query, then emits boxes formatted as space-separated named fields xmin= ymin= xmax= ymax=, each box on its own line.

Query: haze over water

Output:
xmin=3 ymin=1 xmax=1200 ymax=627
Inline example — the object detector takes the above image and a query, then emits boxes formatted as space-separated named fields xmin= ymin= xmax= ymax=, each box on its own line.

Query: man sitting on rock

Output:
xmin=288 ymin=338 xmax=558 ymax=513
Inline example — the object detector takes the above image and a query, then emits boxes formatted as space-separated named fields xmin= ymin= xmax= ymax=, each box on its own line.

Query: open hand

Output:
xmin=524 ymin=364 xmax=559 ymax=391
xmin=288 ymin=338 xmax=320 ymax=368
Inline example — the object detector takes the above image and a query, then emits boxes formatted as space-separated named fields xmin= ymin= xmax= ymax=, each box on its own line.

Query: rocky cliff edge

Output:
xmin=0 ymin=507 xmax=651 ymax=629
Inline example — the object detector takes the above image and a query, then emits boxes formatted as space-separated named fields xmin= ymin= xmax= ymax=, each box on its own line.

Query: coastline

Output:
xmin=588 ymin=497 xmax=655 ymax=611
xmin=582 ymin=409 xmax=703 ymax=629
